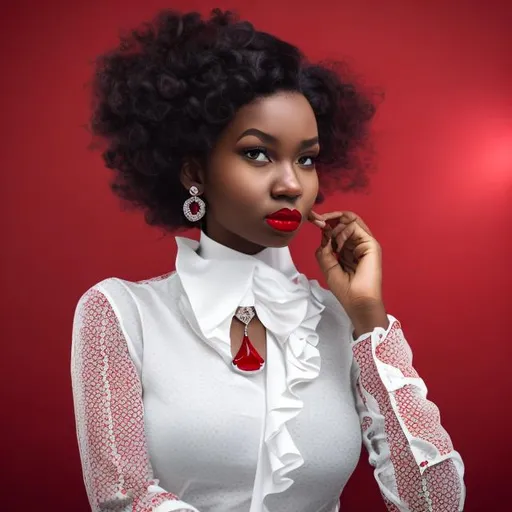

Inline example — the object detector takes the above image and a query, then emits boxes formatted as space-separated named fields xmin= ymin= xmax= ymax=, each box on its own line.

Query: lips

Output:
xmin=265 ymin=208 xmax=302 ymax=233
xmin=266 ymin=208 xmax=302 ymax=222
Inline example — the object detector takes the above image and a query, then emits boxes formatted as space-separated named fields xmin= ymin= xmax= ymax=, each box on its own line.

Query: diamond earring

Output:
xmin=183 ymin=186 xmax=206 ymax=222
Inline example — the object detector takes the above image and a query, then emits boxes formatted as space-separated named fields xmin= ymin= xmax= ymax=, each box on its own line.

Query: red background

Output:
xmin=2 ymin=1 xmax=511 ymax=510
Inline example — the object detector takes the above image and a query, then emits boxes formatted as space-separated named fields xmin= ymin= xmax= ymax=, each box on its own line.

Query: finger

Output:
xmin=352 ymin=244 xmax=365 ymax=262
xmin=353 ymin=239 xmax=380 ymax=261
xmin=316 ymin=235 xmax=338 ymax=271
xmin=316 ymin=211 xmax=343 ymax=230
xmin=316 ymin=235 xmax=351 ymax=286
xmin=334 ymin=222 xmax=373 ymax=268
xmin=320 ymin=227 xmax=330 ymax=248
xmin=314 ymin=210 xmax=374 ymax=239
xmin=307 ymin=209 xmax=327 ymax=228
xmin=340 ymin=219 xmax=373 ymax=250
xmin=334 ymin=223 xmax=357 ymax=253
xmin=322 ymin=210 xmax=373 ymax=237
xmin=308 ymin=209 xmax=322 ymax=221
xmin=318 ymin=211 xmax=364 ymax=234
xmin=319 ymin=211 xmax=345 ymax=220
xmin=331 ymin=221 xmax=348 ymax=238
xmin=338 ymin=249 xmax=358 ymax=274
xmin=338 ymin=211 xmax=373 ymax=237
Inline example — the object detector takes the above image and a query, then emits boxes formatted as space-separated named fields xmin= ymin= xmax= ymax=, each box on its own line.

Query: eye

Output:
xmin=297 ymin=155 xmax=317 ymax=167
xmin=243 ymin=148 xmax=271 ymax=162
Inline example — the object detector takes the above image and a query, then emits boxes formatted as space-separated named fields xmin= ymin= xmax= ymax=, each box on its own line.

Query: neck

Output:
xmin=201 ymin=222 xmax=266 ymax=256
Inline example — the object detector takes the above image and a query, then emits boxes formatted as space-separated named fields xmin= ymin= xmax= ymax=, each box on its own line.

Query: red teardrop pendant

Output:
xmin=232 ymin=334 xmax=265 ymax=372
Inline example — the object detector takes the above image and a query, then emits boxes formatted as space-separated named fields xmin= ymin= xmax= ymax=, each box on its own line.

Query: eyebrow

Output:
xmin=236 ymin=128 xmax=320 ymax=151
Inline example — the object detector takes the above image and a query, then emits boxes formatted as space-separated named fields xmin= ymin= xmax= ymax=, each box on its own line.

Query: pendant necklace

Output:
xmin=231 ymin=306 xmax=265 ymax=374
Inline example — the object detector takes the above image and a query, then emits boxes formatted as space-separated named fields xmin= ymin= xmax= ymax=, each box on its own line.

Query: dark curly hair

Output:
xmin=89 ymin=8 xmax=380 ymax=232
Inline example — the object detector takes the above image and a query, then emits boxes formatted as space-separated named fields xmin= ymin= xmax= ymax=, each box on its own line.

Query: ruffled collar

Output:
xmin=174 ymin=230 xmax=326 ymax=511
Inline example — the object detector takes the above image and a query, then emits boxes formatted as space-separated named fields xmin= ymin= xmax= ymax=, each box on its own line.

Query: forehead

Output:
xmin=227 ymin=91 xmax=318 ymax=139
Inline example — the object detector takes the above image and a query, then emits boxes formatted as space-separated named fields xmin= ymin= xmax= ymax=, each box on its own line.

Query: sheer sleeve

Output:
xmin=350 ymin=314 xmax=466 ymax=511
xmin=71 ymin=287 xmax=199 ymax=512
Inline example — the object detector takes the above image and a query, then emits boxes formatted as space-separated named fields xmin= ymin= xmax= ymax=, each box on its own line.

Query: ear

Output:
xmin=180 ymin=157 xmax=206 ymax=193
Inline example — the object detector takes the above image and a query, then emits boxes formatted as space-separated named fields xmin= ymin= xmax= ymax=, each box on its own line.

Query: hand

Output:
xmin=308 ymin=209 xmax=384 ymax=317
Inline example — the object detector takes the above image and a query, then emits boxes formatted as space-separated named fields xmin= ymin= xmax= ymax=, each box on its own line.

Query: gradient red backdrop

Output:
xmin=2 ymin=1 xmax=511 ymax=510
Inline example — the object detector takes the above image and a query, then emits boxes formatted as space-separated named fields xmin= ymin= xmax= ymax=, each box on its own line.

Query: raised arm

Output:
xmin=350 ymin=315 xmax=465 ymax=511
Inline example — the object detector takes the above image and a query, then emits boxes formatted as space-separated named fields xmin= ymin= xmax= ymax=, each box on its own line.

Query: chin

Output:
xmin=263 ymin=229 xmax=299 ymax=247
xmin=235 ymin=223 xmax=300 ymax=251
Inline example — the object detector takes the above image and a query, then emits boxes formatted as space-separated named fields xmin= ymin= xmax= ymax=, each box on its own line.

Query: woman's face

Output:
xmin=185 ymin=91 xmax=320 ymax=255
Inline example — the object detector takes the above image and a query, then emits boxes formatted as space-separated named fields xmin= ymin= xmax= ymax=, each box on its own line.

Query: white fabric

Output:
xmin=98 ymin=230 xmax=362 ymax=512
xmin=176 ymin=233 xmax=328 ymax=509
xmin=72 ymin=229 xmax=466 ymax=511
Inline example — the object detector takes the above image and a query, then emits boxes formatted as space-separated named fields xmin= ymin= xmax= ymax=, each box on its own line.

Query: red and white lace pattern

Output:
xmin=351 ymin=317 xmax=465 ymax=511
xmin=71 ymin=287 xmax=197 ymax=512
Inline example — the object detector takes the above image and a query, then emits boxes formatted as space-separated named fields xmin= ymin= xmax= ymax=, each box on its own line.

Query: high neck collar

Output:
xmin=195 ymin=230 xmax=300 ymax=281
xmin=173 ymin=230 xmax=314 ymax=346
xmin=173 ymin=230 xmax=326 ymax=509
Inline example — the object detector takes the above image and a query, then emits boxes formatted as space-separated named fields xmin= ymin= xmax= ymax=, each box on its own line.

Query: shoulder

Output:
xmin=73 ymin=270 xmax=182 ymax=336
xmin=72 ymin=271 xmax=180 ymax=370
xmin=75 ymin=270 xmax=179 ymax=309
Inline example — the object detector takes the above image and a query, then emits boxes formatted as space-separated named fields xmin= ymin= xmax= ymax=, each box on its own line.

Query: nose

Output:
xmin=271 ymin=163 xmax=303 ymax=202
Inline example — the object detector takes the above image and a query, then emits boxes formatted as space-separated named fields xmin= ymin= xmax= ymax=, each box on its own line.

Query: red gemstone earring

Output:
xmin=183 ymin=185 xmax=206 ymax=222
xmin=232 ymin=306 xmax=265 ymax=374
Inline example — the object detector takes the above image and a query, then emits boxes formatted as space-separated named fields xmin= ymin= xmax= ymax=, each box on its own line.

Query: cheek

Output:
xmin=207 ymin=157 xmax=264 ymax=205
xmin=303 ymin=171 xmax=320 ymax=203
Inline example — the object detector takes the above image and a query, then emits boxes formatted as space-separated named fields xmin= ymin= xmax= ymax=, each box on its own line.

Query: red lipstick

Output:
xmin=265 ymin=208 xmax=302 ymax=232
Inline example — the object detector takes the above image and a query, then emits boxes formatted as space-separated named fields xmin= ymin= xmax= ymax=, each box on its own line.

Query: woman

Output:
xmin=71 ymin=8 xmax=465 ymax=512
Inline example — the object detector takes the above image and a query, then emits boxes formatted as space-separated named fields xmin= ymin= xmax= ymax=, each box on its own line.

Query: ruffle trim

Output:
xmin=255 ymin=278 xmax=326 ymax=505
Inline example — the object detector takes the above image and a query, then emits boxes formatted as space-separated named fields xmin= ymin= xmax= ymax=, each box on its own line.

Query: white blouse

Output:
xmin=71 ymin=230 xmax=465 ymax=512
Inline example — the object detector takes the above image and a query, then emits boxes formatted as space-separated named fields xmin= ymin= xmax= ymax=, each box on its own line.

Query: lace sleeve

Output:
xmin=350 ymin=315 xmax=466 ymax=511
xmin=71 ymin=287 xmax=199 ymax=512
